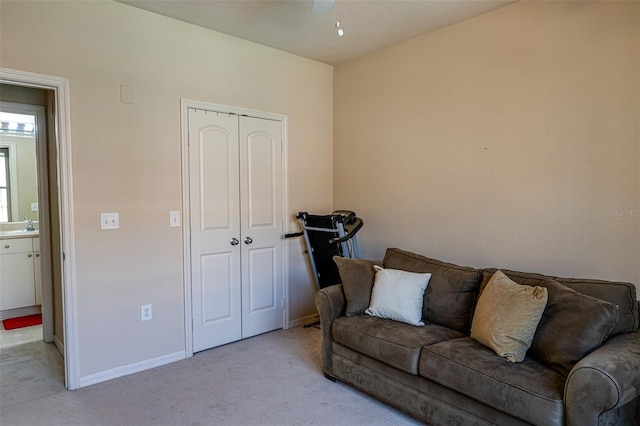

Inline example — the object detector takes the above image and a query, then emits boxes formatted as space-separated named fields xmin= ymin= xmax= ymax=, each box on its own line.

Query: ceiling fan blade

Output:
xmin=312 ymin=0 xmax=334 ymax=14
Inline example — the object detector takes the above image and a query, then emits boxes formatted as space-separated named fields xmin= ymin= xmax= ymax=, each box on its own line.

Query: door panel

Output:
xmin=189 ymin=109 xmax=241 ymax=352
xmin=200 ymin=252 xmax=233 ymax=322
xmin=0 ymin=252 xmax=36 ymax=310
xmin=247 ymin=247 xmax=276 ymax=313
xmin=200 ymin=129 xmax=234 ymax=230
xmin=240 ymin=116 xmax=284 ymax=338
xmin=246 ymin=132 xmax=275 ymax=227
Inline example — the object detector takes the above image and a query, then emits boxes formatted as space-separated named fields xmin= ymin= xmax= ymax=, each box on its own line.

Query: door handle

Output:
xmin=230 ymin=238 xmax=239 ymax=246
xmin=244 ymin=237 xmax=253 ymax=245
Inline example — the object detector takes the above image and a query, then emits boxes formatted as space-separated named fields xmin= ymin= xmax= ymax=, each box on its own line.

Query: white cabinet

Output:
xmin=0 ymin=237 xmax=40 ymax=311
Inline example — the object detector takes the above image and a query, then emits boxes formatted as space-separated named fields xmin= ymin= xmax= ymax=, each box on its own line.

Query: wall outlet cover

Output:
xmin=141 ymin=304 xmax=152 ymax=321
xmin=101 ymin=212 xmax=119 ymax=230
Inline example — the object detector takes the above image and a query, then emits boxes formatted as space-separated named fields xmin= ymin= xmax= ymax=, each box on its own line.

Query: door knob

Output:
xmin=230 ymin=238 xmax=239 ymax=246
xmin=244 ymin=237 xmax=253 ymax=245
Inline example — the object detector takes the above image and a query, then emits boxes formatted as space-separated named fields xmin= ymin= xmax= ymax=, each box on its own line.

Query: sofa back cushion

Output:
xmin=529 ymin=277 xmax=620 ymax=376
xmin=334 ymin=257 xmax=383 ymax=317
xmin=383 ymin=248 xmax=481 ymax=333
xmin=481 ymin=268 xmax=638 ymax=336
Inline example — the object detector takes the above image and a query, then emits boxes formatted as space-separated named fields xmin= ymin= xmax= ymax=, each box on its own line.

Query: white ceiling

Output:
xmin=116 ymin=0 xmax=516 ymax=65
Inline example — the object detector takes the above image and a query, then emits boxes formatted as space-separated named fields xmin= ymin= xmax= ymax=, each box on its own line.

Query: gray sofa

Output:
xmin=315 ymin=248 xmax=640 ymax=426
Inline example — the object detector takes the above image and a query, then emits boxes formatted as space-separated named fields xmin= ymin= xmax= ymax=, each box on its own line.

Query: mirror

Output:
xmin=0 ymin=109 xmax=38 ymax=223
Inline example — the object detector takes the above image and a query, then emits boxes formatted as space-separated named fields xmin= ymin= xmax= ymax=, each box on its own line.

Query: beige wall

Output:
xmin=1 ymin=1 xmax=332 ymax=378
xmin=335 ymin=2 xmax=639 ymax=293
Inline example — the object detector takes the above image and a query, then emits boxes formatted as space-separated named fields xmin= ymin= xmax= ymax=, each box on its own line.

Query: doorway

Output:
xmin=0 ymin=88 xmax=61 ymax=362
xmin=0 ymin=68 xmax=78 ymax=390
xmin=0 ymin=101 xmax=52 ymax=339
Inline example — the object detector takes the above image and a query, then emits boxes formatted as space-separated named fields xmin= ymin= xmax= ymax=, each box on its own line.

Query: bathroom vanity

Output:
xmin=0 ymin=231 xmax=41 ymax=311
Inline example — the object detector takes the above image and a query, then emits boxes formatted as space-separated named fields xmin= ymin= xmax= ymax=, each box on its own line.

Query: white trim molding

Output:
xmin=54 ymin=334 xmax=65 ymax=358
xmin=79 ymin=350 xmax=186 ymax=388
xmin=289 ymin=312 xmax=319 ymax=329
xmin=0 ymin=67 xmax=79 ymax=390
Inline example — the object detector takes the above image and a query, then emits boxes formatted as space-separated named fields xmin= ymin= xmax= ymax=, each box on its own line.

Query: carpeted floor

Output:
xmin=0 ymin=325 xmax=421 ymax=426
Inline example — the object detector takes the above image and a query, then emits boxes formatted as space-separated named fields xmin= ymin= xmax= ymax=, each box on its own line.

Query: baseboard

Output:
xmin=79 ymin=350 xmax=186 ymax=388
xmin=289 ymin=312 xmax=319 ymax=328
xmin=0 ymin=305 xmax=41 ymax=320
xmin=54 ymin=335 xmax=64 ymax=357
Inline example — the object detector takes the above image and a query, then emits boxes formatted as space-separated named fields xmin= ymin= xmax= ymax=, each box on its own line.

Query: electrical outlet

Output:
xmin=141 ymin=304 xmax=152 ymax=321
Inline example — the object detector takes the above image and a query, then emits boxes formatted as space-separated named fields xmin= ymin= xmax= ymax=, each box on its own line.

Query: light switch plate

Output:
xmin=31 ymin=203 xmax=38 ymax=212
xmin=120 ymin=85 xmax=134 ymax=104
xmin=101 ymin=212 xmax=119 ymax=230
xmin=170 ymin=211 xmax=180 ymax=228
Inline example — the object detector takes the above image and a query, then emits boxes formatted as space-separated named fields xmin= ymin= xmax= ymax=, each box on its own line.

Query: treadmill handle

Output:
xmin=331 ymin=218 xmax=364 ymax=244
xmin=284 ymin=232 xmax=304 ymax=239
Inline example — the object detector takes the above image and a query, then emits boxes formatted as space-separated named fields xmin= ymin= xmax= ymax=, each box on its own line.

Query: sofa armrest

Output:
xmin=564 ymin=331 xmax=640 ymax=426
xmin=314 ymin=284 xmax=347 ymax=375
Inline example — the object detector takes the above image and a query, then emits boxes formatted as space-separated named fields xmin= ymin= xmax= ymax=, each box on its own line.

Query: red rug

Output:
xmin=2 ymin=314 xmax=42 ymax=330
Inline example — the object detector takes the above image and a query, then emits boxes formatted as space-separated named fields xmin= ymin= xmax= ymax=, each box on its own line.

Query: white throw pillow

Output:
xmin=365 ymin=265 xmax=431 ymax=326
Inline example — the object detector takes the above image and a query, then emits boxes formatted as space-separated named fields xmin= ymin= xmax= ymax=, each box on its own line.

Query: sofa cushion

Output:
xmin=383 ymin=248 xmax=482 ymax=333
xmin=334 ymin=257 xmax=382 ymax=317
xmin=481 ymin=268 xmax=638 ymax=336
xmin=420 ymin=337 xmax=566 ymax=426
xmin=332 ymin=315 xmax=465 ymax=375
xmin=528 ymin=277 xmax=619 ymax=376
xmin=471 ymin=270 xmax=548 ymax=363
xmin=365 ymin=266 xmax=431 ymax=326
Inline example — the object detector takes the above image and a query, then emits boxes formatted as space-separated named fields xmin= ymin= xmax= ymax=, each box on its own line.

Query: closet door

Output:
xmin=188 ymin=108 xmax=285 ymax=353
xmin=189 ymin=109 xmax=242 ymax=352
xmin=239 ymin=116 xmax=284 ymax=338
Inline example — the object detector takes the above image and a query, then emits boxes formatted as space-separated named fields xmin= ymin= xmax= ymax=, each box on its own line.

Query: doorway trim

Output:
xmin=180 ymin=98 xmax=289 ymax=358
xmin=0 ymin=67 xmax=79 ymax=390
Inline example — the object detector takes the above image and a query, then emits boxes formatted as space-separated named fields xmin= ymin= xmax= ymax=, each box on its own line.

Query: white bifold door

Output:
xmin=188 ymin=108 xmax=284 ymax=353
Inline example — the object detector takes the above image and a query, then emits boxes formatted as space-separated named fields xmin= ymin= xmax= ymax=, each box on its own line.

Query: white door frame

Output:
xmin=0 ymin=67 xmax=79 ymax=390
xmin=180 ymin=99 xmax=289 ymax=357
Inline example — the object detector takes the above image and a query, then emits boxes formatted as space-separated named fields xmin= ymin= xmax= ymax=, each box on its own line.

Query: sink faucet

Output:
xmin=25 ymin=218 xmax=35 ymax=231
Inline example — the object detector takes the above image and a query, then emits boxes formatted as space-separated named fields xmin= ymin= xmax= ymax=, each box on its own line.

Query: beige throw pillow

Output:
xmin=471 ymin=270 xmax=548 ymax=362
